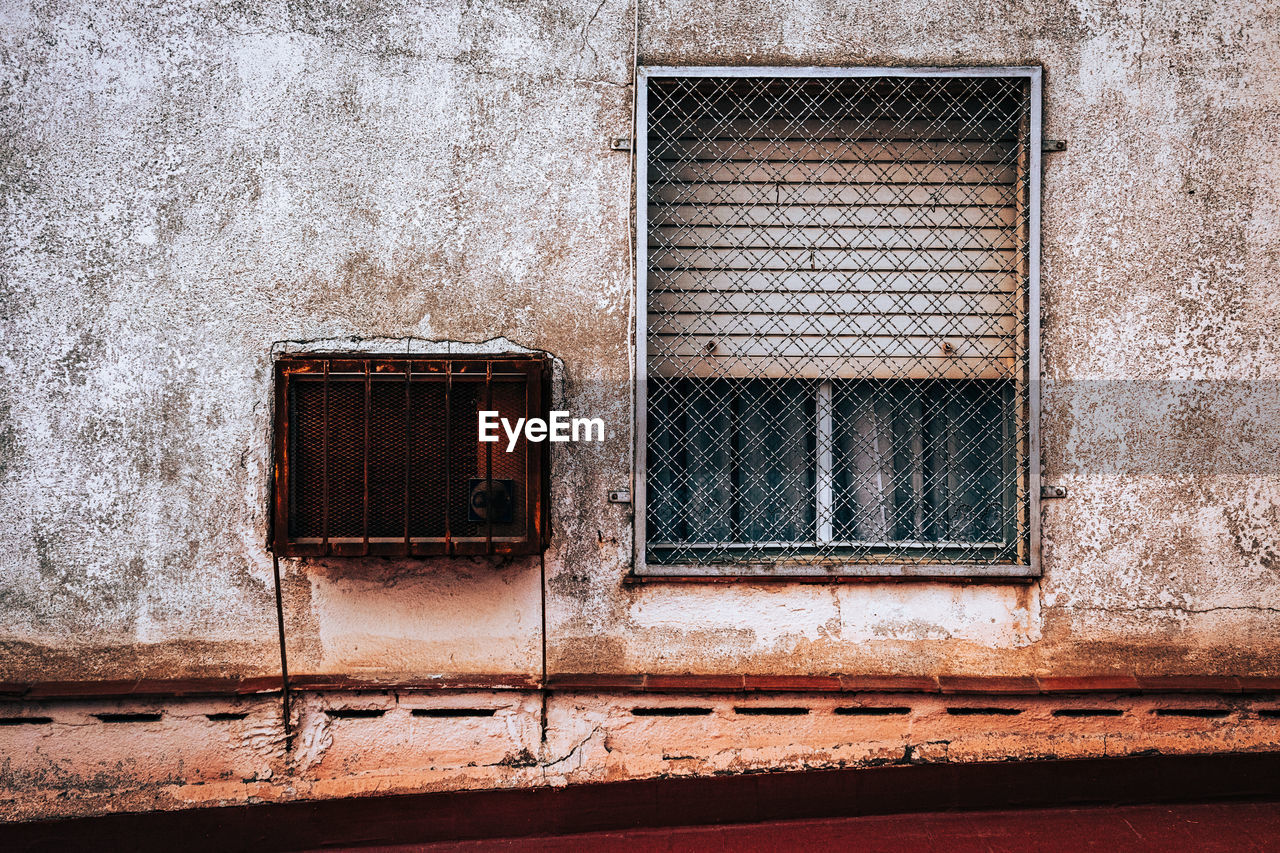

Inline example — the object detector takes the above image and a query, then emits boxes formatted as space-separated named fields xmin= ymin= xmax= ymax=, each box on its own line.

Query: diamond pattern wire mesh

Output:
xmin=644 ymin=73 xmax=1030 ymax=566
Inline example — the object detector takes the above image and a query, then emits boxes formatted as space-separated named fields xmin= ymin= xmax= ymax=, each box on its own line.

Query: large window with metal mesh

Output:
xmin=635 ymin=68 xmax=1040 ymax=576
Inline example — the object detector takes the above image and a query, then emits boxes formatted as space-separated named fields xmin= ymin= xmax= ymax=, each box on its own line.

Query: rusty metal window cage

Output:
xmin=272 ymin=355 xmax=549 ymax=558
xmin=635 ymin=67 xmax=1041 ymax=577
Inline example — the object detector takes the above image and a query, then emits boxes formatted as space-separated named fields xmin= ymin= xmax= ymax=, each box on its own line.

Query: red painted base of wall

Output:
xmin=5 ymin=752 xmax=1280 ymax=852
xmin=420 ymin=801 xmax=1280 ymax=852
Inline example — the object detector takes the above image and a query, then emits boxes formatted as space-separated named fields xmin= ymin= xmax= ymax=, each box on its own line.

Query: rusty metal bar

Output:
xmin=485 ymin=361 xmax=494 ymax=552
xmin=363 ymin=359 xmax=370 ymax=556
xmin=404 ymin=362 xmax=411 ymax=551
xmin=272 ymin=364 xmax=290 ymax=551
xmin=443 ymin=360 xmax=452 ymax=555
xmin=528 ymin=362 xmax=542 ymax=546
xmin=321 ymin=359 xmax=330 ymax=554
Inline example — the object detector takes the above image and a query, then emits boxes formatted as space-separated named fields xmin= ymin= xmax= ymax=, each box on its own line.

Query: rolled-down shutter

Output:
xmin=645 ymin=75 xmax=1029 ymax=382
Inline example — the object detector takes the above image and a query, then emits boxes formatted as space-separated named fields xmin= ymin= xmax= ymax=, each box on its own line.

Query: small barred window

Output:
xmin=272 ymin=355 xmax=549 ymax=558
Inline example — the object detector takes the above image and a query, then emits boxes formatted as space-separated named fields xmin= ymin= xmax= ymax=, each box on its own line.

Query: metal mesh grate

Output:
xmin=407 ymin=381 xmax=448 ymax=539
xmin=274 ymin=356 xmax=548 ymax=557
xmin=642 ymin=72 xmax=1031 ymax=567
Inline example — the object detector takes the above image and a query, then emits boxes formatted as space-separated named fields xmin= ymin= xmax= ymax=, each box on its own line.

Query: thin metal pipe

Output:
xmin=271 ymin=553 xmax=293 ymax=749
xmin=538 ymin=547 xmax=548 ymax=744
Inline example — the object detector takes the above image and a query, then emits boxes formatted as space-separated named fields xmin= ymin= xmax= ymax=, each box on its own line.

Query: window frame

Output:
xmin=631 ymin=65 xmax=1042 ymax=580
xmin=271 ymin=353 xmax=550 ymax=559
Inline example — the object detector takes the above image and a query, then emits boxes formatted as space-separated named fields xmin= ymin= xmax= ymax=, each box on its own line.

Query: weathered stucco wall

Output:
xmin=3 ymin=0 xmax=1280 ymax=694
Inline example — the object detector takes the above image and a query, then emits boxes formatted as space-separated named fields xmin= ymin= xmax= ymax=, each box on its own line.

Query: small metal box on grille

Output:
xmin=636 ymin=67 xmax=1040 ymax=575
xmin=272 ymin=355 xmax=549 ymax=558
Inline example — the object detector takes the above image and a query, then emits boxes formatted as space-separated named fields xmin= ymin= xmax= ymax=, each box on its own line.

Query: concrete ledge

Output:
xmin=4 ymin=673 xmax=1280 ymax=700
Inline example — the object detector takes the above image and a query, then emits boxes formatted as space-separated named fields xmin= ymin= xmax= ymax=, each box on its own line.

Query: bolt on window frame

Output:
xmin=632 ymin=66 xmax=1043 ymax=579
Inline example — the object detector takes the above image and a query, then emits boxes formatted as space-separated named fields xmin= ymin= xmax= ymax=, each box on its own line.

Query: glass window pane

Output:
xmin=647 ymin=379 xmax=814 ymax=563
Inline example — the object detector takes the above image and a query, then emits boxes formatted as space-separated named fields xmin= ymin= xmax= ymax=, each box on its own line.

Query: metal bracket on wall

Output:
xmin=608 ymin=489 xmax=632 ymax=504
xmin=1043 ymin=139 xmax=1067 ymax=152
xmin=1041 ymin=485 xmax=1068 ymax=499
xmin=610 ymin=137 xmax=632 ymax=151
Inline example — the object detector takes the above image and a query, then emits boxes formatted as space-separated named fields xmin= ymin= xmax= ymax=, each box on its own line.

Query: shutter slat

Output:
xmin=647 ymin=355 xmax=1013 ymax=381
xmin=651 ymin=226 xmax=1016 ymax=251
xmin=650 ymin=313 xmax=1016 ymax=339
xmin=649 ymin=204 xmax=1017 ymax=228
xmin=649 ymin=247 xmax=1018 ymax=272
xmin=650 ymin=183 xmax=1017 ymax=206
xmin=650 ymin=334 xmax=1015 ymax=360
xmin=650 ymin=290 xmax=1015 ymax=317
xmin=654 ymin=139 xmax=1014 ymax=162
xmin=649 ymin=117 xmax=1016 ymax=141
xmin=653 ymin=161 xmax=1016 ymax=185
xmin=650 ymin=270 xmax=1018 ymax=293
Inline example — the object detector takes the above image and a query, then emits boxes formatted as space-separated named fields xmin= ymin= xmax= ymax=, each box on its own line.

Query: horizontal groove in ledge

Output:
xmin=0 ymin=716 xmax=53 ymax=726
xmin=1052 ymin=708 xmax=1125 ymax=718
xmin=1153 ymin=708 xmax=1231 ymax=718
xmin=325 ymin=708 xmax=387 ymax=719
xmin=632 ymin=707 xmax=714 ymax=717
xmin=11 ymin=678 xmax=285 ymax=701
xmin=834 ymin=706 xmax=912 ymax=716
xmin=93 ymin=712 xmax=163 ymax=723
xmin=411 ymin=708 xmax=497 ymax=718
xmin=290 ymin=675 xmax=541 ymax=692
xmin=734 ymin=706 xmax=810 ymax=716
xmin=946 ymin=707 xmax=1023 ymax=716
xmin=205 ymin=712 xmax=249 ymax=721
